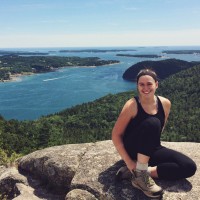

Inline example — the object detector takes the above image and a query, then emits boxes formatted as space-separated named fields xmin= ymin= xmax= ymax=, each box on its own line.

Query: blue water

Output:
xmin=0 ymin=46 xmax=200 ymax=120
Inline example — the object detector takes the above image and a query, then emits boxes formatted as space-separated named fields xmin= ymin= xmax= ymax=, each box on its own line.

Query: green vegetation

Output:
xmin=0 ymin=55 xmax=119 ymax=81
xmin=0 ymin=92 xmax=134 ymax=159
xmin=123 ymin=58 xmax=200 ymax=81
xmin=158 ymin=65 xmax=200 ymax=142
xmin=0 ymin=64 xmax=199 ymax=164
xmin=162 ymin=50 xmax=200 ymax=54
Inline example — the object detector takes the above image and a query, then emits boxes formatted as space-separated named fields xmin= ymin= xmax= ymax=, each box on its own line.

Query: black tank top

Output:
xmin=124 ymin=96 xmax=165 ymax=139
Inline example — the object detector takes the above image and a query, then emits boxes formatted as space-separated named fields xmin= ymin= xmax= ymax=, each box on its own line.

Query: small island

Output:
xmin=59 ymin=49 xmax=137 ymax=53
xmin=0 ymin=55 xmax=120 ymax=82
xmin=122 ymin=58 xmax=200 ymax=81
xmin=162 ymin=50 xmax=200 ymax=54
xmin=116 ymin=54 xmax=162 ymax=58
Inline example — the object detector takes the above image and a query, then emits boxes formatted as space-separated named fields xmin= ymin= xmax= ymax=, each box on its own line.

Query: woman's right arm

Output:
xmin=112 ymin=98 xmax=137 ymax=171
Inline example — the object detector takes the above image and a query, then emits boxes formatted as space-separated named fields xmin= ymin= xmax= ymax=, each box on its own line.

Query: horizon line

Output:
xmin=1 ymin=45 xmax=200 ymax=49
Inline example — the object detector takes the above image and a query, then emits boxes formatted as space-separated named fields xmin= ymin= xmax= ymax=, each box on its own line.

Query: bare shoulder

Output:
xmin=125 ymin=97 xmax=137 ymax=106
xmin=158 ymin=96 xmax=171 ymax=107
xmin=121 ymin=97 xmax=137 ymax=118
xmin=126 ymin=97 xmax=137 ymax=107
xmin=158 ymin=96 xmax=171 ymax=116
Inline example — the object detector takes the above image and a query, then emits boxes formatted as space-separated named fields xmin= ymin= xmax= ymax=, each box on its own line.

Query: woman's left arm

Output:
xmin=158 ymin=96 xmax=171 ymax=132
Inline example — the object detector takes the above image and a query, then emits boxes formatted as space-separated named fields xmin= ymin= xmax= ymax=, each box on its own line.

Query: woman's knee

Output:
xmin=182 ymin=159 xmax=197 ymax=178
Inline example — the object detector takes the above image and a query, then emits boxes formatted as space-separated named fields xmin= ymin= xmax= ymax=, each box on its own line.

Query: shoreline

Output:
xmin=1 ymin=72 xmax=34 ymax=83
xmin=1 ymin=62 xmax=120 ymax=83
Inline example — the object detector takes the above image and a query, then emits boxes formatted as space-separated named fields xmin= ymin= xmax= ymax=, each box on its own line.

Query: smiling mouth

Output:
xmin=143 ymin=91 xmax=151 ymax=94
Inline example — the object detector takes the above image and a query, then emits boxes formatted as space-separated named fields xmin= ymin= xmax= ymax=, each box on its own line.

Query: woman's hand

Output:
xmin=112 ymin=98 xmax=137 ymax=172
xmin=126 ymin=159 xmax=136 ymax=172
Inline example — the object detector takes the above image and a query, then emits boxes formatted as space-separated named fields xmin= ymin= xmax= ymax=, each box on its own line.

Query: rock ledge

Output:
xmin=0 ymin=141 xmax=199 ymax=200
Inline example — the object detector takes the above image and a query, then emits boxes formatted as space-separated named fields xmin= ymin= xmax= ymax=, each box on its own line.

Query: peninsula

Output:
xmin=0 ymin=55 xmax=120 ymax=82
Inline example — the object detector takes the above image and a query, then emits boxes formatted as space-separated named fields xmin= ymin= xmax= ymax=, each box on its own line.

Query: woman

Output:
xmin=112 ymin=68 xmax=196 ymax=198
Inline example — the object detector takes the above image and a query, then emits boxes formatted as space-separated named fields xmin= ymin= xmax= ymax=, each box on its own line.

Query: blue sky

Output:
xmin=0 ymin=0 xmax=200 ymax=48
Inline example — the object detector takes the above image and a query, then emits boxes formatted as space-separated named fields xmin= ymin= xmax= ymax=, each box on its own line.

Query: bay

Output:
xmin=0 ymin=46 xmax=200 ymax=120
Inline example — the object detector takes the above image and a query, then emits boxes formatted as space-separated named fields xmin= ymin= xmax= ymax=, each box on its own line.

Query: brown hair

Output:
xmin=136 ymin=68 xmax=158 ymax=83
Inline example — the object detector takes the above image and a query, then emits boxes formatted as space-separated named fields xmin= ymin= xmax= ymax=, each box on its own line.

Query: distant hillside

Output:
xmin=0 ymin=91 xmax=134 ymax=158
xmin=157 ymin=64 xmax=200 ymax=142
xmin=122 ymin=58 xmax=199 ymax=81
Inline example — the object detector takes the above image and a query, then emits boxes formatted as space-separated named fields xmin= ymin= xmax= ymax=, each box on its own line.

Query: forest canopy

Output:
xmin=122 ymin=58 xmax=200 ymax=81
xmin=0 ymin=64 xmax=199 ymax=164
xmin=0 ymin=55 xmax=119 ymax=81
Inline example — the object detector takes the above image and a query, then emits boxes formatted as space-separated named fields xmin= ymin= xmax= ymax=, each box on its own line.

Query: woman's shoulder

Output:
xmin=122 ymin=97 xmax=138 ymax=117
xmin=157 ymin=96 xmax=171 ymax=106
xmin=124 ymin=97 xmax=137 ymax=107
xmin=157 ymin=96 xmax=171 ymax=112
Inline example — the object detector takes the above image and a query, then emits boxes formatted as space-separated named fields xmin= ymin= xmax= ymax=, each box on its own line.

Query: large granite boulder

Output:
xmin=0 ymin=141 xmax=199 ymax=200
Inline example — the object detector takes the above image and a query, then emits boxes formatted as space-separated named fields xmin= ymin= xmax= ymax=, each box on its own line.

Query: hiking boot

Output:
xmin=116 ymin=166 xmax=132 ymax=181
xmin=131 ymin=170 xmax=163 ymax=198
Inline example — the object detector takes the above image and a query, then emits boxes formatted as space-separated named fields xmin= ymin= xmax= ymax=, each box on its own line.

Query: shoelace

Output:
xmin=141 ymin=171 xmax=155 ymax=187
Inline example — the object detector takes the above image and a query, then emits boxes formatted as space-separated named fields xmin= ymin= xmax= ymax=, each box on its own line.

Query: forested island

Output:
xmin=0 ymin=55 xmax=119 ymax=82
xmin=162 ymin=50 xmax=200 ymax=54
xmin=0 ymin=63 xmax=199 ymax=165
xmin=123 ymin=58 xmax=200 ymax=81
xmin=0 ymin=50 xmax=49 ymax=56
xmin=59 ymin=49 xmax=137 ymax=53
xmin=116 ymin=54 xmax=162 ymax=58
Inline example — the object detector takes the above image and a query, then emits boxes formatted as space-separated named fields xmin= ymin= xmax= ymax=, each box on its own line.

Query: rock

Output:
xmin=65 ymin=189 xmax=97 ymax=200
xmin=18 ymin=143 xmax=94 ymax=192
xmin=13 ymin=183 xmax=41 ymax=200
xmin=0 ymin=167 xmax=28 ymax=199
xmin=13 ymin=182 xmax=65 ymax=200
xmin=0 ymin=166 xmax=6 ymax=175
xmin=0 ymin=140 xmax=199 ymax=200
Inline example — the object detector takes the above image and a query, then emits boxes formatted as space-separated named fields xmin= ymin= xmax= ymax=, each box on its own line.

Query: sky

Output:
xmin=0 ymin=0 xmax=200 ymax=48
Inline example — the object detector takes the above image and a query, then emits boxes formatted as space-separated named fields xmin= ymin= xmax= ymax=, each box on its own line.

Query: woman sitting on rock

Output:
xmin=112 ymin=68 xmax=197 ymax=198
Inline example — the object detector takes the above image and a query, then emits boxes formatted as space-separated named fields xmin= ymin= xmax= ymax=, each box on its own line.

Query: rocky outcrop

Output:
xmin=0 ymin=141 xmax=199 ymax=200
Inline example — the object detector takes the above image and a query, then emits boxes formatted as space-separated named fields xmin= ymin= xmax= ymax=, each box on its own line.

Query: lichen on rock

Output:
xmin=0 ymin=141 xmax=199 ymax=200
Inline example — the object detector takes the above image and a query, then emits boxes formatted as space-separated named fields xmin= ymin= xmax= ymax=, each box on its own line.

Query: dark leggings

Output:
xmin=123 ymin=117 xmax=197 ymax=180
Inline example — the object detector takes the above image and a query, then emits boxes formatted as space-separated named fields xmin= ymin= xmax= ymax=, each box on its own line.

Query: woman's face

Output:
xmin=137 ymin=75 xmax=158 ymax=97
